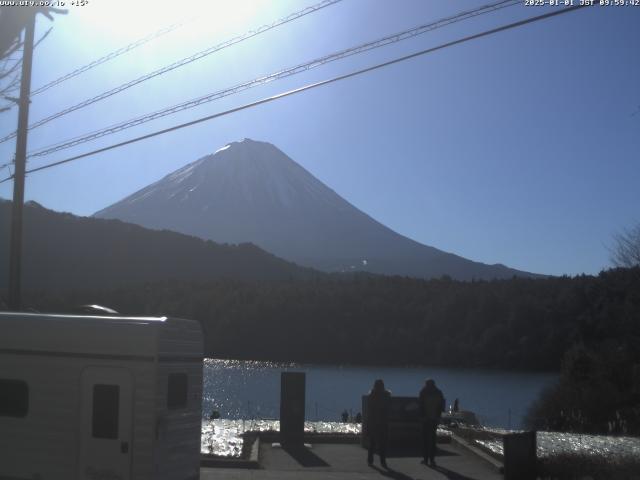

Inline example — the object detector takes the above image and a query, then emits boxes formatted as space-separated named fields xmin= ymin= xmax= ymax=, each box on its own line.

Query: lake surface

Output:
xmin=202 ymin=359 xmax=557 ymax=429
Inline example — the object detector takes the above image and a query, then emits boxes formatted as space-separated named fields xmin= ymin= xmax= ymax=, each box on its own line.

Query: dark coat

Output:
xmin=419 ymin=384 xmax=445 ymax=421
xmin=367 ymin=389 xmax=391 ymax=434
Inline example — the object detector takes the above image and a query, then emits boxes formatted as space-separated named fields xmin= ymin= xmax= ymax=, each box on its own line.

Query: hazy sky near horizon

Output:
xmin=0 ymin=0 xmax=638 ymax=277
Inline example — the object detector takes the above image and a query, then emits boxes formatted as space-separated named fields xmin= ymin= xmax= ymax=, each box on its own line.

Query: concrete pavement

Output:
xmin=201 ymin=441 xmax=503 ymax=479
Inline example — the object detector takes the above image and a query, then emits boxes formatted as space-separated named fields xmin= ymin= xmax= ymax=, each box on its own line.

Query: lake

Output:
xmin=202 ymin=359 xmax=557 ymax=429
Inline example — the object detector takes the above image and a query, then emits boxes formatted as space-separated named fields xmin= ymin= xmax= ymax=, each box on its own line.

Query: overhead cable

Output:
xmin=30 ymin=20 xmax=188 ymax=96
xmin=27 ymin=0 xmax=519 ymax=159
xmin=0 ymin=4 xmax=589 ymax=185
xmin=0 ymin=0 xmax=342 ymax=144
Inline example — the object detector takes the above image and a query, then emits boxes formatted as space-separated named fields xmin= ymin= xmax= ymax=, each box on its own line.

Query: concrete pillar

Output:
xmin=280 ymin=372 xmax=305 ymax=445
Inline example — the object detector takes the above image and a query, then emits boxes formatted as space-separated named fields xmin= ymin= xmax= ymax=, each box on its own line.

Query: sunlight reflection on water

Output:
xmin=475 ymin=431 xmax=640 ymax=460
xmin=200 ymin=419 xmax=361 ymax=456
xmin=200 ymin=420 xmax=640 ymax=460
xmin=200 ymin=358 xmax=565 ymax=458
xmin=200 ymin=419 xmax=452 ymax=456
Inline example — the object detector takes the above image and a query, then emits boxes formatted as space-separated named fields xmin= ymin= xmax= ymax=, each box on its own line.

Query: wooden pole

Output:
xmin=8 ymin=11 xmax=36 ymax=311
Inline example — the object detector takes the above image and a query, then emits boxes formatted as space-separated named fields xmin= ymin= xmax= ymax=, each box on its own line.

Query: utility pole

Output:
xmin=8 ymin=11 xmax=36 ymax=311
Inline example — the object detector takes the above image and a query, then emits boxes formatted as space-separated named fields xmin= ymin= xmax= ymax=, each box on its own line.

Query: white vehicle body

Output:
xmin=0 ymin=312 xmax=203 ymax=480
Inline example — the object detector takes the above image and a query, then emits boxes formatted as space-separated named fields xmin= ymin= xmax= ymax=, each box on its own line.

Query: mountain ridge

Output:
xmin=95 ymin=138 xmax=540 ymax=280
xmin=0 ymin=199 xmax=315 ymax=291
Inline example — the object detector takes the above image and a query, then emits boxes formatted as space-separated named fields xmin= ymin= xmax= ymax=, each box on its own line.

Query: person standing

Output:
xmin=419 ymin=379 xmax=445 ymax=467
xmin=366 ymin=379 xmax=391 ymax=468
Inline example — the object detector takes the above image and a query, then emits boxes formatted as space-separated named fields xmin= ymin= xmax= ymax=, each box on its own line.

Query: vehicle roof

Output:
xmin=0 ymin=311 xmax=167 ymax=322
xmin=0 ymin=312 xmax=199 ymax=358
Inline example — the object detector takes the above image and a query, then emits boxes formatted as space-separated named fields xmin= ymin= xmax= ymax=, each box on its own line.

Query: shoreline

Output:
xmin=203 ymin=356 xmax=561 ymax=374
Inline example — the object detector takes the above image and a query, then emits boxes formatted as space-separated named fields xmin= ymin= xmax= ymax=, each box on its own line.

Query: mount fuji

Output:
xmin=94 ymin=138 xmax=536 ymax=280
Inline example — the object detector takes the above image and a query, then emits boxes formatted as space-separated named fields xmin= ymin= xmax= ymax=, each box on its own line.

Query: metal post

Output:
xmin=8 ymin=11 xmax=36 ymax=311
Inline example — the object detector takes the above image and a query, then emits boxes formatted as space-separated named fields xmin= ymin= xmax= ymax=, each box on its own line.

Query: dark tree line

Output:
xmin=526 ymin=341 xmax=640 ymax=435
xmin=5 ymin=265 xmax=640 ymax=434
xmin=3 ymin=199 xmax=639 ymax=434
xmin=14 ymin=267 xmax=640 ymax=374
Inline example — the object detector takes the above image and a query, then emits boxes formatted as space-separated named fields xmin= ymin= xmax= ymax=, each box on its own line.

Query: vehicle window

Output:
xmin=167 ymin=373 xmax=188 ymax=410
xmin=0 ymin=379 xmax=28 ymax=417
xmin=92 ymin=384 xmax=119 ymax=439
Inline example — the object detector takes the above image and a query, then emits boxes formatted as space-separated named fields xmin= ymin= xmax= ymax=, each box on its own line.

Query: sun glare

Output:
xmin=77 ymin=0 xmax=274 ymax=43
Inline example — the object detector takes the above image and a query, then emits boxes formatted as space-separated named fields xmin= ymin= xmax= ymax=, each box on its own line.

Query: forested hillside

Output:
xmin=0 ymin=200 xmax=315 ymax=290
xmin=16 ymin=267 xmax=640 ymax=372
xmin=8 ymin=258 xmax=640 ymax=433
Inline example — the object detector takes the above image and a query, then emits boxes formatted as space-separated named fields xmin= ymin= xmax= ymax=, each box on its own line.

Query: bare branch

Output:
xmin=1 ymin=40 xmax=22 ymax=62
xmin=0 ymin=71 xmax=21 ymax=96
xmin=610 ymin=224 xmax=640 ymax=268
xmin=0 ymin=56 xmax=22 ymax=80
xmin=34 ymin=27 xmax=52 ymax=49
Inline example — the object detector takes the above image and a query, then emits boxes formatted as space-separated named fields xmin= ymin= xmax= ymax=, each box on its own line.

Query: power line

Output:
xmin=0 ymin=4 xmax=590 ymax=185
xmin=2 ymin=19 xmax=186 ymax=113
xmin=30 ymin=19 xmax=189 ymax=96
xmin=0 ymin=0 xmax=342 ymax=144
xmin=26 ymin=0 xmax=519 ymax=159
xmin=0 ymin=26 xmax=50 ymax=82
xmin=0 ymin=27 xmax=51 ymax=108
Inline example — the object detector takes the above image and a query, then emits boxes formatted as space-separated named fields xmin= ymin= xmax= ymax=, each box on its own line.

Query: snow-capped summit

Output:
xmin=95 ymin=139 xmax=535 ymax=279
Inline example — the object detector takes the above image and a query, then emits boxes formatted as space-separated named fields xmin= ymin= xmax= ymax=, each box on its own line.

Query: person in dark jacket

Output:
xmin=419 ymin=379 xmax=445 ymax=467
xmin=366 ymin=379 xmax=391 ymax=468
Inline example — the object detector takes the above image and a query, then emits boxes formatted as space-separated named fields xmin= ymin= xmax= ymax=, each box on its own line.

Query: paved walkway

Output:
xmin=201 ymin=442 xmax=503 ymax=480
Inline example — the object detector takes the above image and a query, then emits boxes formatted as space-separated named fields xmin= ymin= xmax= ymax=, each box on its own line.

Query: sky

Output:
xmin=0 ymin=0 xmax=638 ymax=277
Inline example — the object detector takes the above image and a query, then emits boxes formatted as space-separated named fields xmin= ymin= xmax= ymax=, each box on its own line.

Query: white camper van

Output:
xmin=0 ymin=312 xmax=204 ymax=480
